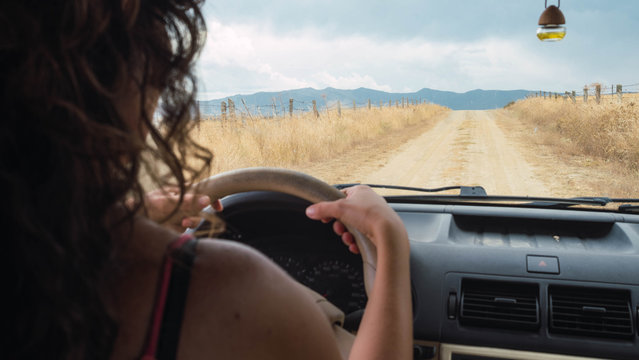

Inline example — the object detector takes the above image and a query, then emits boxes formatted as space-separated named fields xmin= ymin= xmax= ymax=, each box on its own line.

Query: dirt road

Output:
xmin=350 ymin=110 xmax=552 ymax=196
xmin=303 ymin=109 xmax=605 ymax=197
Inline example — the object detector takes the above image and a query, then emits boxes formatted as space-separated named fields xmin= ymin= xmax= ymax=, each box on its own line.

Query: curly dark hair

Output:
xmin=0 ymin=0 xmax=211 ymax=358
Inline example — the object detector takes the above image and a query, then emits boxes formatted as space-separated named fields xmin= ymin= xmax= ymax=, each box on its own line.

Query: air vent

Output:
xmin=460 ymin=279 xmax=540 ymax=330
xmin=549 ymin=286 xmax=633 ymax=339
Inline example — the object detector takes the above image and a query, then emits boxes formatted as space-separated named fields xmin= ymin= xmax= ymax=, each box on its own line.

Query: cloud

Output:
xmin=198 ymin=20 xmax=404 ymax=97
xmin=195 ymin=17 xmax=608 ymax=99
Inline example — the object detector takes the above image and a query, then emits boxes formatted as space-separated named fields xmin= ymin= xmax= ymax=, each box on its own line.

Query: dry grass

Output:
xmin=506 ymin=93 xmax=639 ymax=196
xmin=190 ymin=104 xmax=448 ymax=176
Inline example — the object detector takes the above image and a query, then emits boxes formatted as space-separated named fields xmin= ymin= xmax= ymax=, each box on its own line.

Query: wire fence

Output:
xmin=529 ymin=82 xmax=639 ymax=104
xmin=199 ymin=96 xmax=430 ymax=121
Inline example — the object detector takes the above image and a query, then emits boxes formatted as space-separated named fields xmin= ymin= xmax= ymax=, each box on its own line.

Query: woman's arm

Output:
xmin=180 ymin=239 xmax=346 ymax=360
xmin=306 ymin=185 xmax=413 ymax=360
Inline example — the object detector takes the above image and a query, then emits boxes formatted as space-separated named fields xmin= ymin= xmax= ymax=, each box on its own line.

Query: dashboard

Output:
xmin=400 ymin=202 xmax=639 ymax=360
xmin=203 ymin=191 xmax=639 ymax=360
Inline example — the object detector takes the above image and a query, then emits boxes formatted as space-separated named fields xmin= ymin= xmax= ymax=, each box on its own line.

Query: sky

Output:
xmin=195 ymin=0 xmax=639 ymax=100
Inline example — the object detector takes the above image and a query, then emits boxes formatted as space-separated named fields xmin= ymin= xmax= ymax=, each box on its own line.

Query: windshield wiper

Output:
xmin=333 ymin=183 xmax=639 ymax=209
xmin=388 ymin=194 xmax=615 ymax=207
xmin=618 ymin=204 xmax=639 ymax=213
xmin=333 ymin=183 xmax=488 ymax=196
xmin=524 ymin=197 xmax=639 ymax=209
xmin=525 ymin=196 xmax=612 ymax=208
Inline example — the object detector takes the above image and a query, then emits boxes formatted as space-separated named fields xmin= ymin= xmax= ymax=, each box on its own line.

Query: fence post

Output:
xmin=271 ymin=98 xmax=277 ymax=117
xmin=583 ymin=87 xmax=588 ymax=103
xmin=352 ymin=100 xmax=356 ymax=111
xmin=571 ymin=91 xmax=576 ymax=104
xmin=617 ymin=84 xmax=622 ymax=103
xmin=289 ymin=98 xmax=293 ymax=117
xmin=388 ymin=100 xmax=391 ymax=107
xmin=379 ymin=100 xmax=382 ymax=109
xmin=312 ymin=100 xmax=319 ymax=118
xmin=368 ymin=99 xmax=371 ymax=110
xmin=221 ymin=101 xmax=227 ymax=121
xmin=543 ymin=91 xmax=546 ymax=99
xmin=337 ymin=100 xmax=341 ymax=118
xmin=595 ymin=84 xmax=601 ymax=104
xmin=227 ymin=98 xmax=236 ymax=120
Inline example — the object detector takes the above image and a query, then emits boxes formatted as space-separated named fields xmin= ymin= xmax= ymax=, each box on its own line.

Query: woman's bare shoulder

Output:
xmin=178 ymin=238 xmax=343 ymax=360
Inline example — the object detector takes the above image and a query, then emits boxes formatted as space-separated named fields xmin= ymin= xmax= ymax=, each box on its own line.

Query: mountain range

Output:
xmin=198 ymin=87 xmax=532 ymax=116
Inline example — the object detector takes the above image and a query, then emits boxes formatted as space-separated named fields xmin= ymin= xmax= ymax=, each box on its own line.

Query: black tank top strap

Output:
xmin=140 ymin=234 xmax=199 ymax=360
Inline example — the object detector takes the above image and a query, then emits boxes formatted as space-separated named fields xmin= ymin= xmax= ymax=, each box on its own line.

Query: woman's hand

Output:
xmin=128 ymin=187 xmax=222 ymax=232
xmin=305 ymin=185 xmax=408 ymax=254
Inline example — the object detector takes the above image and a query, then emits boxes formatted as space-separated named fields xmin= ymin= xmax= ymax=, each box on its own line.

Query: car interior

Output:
xmin=184 ymin=1 xmax=639 ymax=359
xmin=187 ymin=168 xmax=639 ymax=360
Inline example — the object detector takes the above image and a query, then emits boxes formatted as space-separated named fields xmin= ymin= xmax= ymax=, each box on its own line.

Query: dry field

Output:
xmin=506 ymin=93 xmax=639 ymax=197
xmin=190 ymin=104 xmax=449 ymax=181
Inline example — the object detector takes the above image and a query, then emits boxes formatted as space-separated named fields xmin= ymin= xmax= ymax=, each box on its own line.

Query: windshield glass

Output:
xmin=192 ymin=1 xmax=639 ymax=204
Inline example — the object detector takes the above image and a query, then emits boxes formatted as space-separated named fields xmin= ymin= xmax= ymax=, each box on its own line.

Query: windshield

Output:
xmin=191 ymin=1 xmax=639 ymax=205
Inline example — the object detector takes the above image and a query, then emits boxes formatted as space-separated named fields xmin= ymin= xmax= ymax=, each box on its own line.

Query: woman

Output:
xmin=1 ymin=0 xmax=411 ymax=359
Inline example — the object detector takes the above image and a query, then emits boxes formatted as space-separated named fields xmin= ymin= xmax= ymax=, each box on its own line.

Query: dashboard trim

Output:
xmin=439 ymin=343 xmax=610 ymax=360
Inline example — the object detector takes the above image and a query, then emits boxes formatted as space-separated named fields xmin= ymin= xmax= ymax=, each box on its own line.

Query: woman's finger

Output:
xmin=333 ymin=220 xmax=347 ymax=236
xmin=340 ymin=232 xmax=359 ymax=254
xmin=305 ymin=200 xmax=343 ymax=221
xmin=197 ymin=195 xmax=212 ymax=208
xmin=179 ymin=193 xmax=211 ymax=215
xmin=341 ymin=231 xmax=353 ymax=245
xmin=212 ymin=199 xmax=223 ymax=212
xmin=348 ymin=243 xmax=360 ymax=254
xmin=181 ymin=216 xmax=204 ymax=228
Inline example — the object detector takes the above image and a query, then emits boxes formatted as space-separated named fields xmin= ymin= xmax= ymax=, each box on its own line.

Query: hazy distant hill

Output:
xmin=198 ymin=87 xmax=532 ymax=115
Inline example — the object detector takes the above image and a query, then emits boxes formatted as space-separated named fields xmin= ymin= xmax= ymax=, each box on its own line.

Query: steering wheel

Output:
xmin=192 ymin=167 xmax=377 ymax=296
